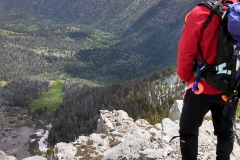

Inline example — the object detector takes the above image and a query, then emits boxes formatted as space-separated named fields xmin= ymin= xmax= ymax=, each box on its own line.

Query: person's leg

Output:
xmin=180 ymin=133 xmax=198 ymax=160
xmin=216 ymin=137 xmax=234 ymax=160
xmin=211 ymin=97 xmax=239 ymax=160
xmin=179 ymin=90 xmax=211 ymax=160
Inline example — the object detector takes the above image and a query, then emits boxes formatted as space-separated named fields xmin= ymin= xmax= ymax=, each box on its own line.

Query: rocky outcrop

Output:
xmin=2 ymin=100 xmax=240 ymax=160
xmin=53 ymin=102 xmax=240 ymax=160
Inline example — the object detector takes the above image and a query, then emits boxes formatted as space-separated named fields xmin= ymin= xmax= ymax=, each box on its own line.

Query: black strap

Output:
xmin=222 ymin=31 xmax=229 ymax=60
xmin=234 ymin=47 xmax=240 ymax=90
xmin=235 ymin=78 xmax=240 ymax=90
xmin=222 ymin=94 xmax=236 ymax=117
xmin=198 ymin=44 xmax=205 ymax=64
xmin=198 ymin=0 xmax=223 ymax=63
xmin=169 ymin=135 xmax=180 ymax=142
xmin=230 ymin=56 xmax=237 ymax=92
xmin=202 ymin=0 xmax=223 ymax=30
xmin=223 ymin=49 xmax=239 ymax=92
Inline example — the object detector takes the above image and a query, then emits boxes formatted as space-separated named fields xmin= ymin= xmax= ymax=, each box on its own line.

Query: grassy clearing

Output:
xmin=30 ymin=80 xmax=63 ymax=112
xmin=0 ymin=81 xmax=8 ymax=87
xmin=0 ymin=29 xmax=7 ymax=36
xmin=31 ymin=47 xmax=75 ymax=57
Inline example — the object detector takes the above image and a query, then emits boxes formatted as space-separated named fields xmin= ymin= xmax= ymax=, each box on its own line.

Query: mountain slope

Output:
xmin=0 ymin=0 xmax=199 ymax=83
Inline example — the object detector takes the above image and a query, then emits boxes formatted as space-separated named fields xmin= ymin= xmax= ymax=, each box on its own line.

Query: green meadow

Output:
xmin=31 ymin=80 xmax=63 ymax=112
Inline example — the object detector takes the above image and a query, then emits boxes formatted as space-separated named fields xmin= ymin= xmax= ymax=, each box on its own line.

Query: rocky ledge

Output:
xmin=2 ymin=100 xmax=240 ymax=160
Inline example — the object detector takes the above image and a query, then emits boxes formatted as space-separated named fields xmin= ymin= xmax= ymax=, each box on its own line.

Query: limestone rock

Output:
xmin=102 ymin=126 xmax=152 ymax=160
xmin=0 ymin=150 xmax=17 ymax=160
xmin=22 ymin=155 xmax=47 ymax=160
xmin=169 ymin=100 xmax=183 ymax=121
xmin=54 ymin=142 xmax=77 ymax=160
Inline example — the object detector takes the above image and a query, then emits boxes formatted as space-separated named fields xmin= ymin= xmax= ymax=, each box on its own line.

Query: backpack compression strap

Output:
xmin=222 ymin=46 xmax=240 ymax=117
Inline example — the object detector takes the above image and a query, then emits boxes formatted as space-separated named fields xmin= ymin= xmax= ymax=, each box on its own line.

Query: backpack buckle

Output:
xmin=198 ymin=62 xmax=207 ymax=72
xmin=222 ymin=95 xmax=232 ymax=102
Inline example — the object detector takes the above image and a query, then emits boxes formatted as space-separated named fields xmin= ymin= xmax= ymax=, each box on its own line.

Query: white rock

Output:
xmin=90 ymin=133 xmax=104 ymax=147
xmin=139 ymin=148 xmax=172 ymax=159
xmin=114 ymin=110 xmax=133 ymax=121
xmin=22 ymin=155 xmax=47 ymax=160
xmin=110 ymin=131 xmax=123 ymax=137
xmin=0 ymin=150 xmax=17 ymax=160
xmin=169 ymin=100 xmax=183 ymax=121
xmin=154 ymin=123 xmax=162 ymax=130
xmin=148 ymin=127 xmax=162 ymax=140
xmin=102 ymin=126 xmax=152 ymax=160
xmin=54 ymin=142 xmax=77 ymax=160
xmin=74 ymin=136 xmax=89 ymax=145
xmin=161 ymin=118 xmax=179 ymax=142
xmin=135 ymin=119 xmax=152 ymax=128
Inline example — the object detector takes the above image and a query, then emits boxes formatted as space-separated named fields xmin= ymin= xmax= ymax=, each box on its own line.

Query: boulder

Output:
xmin=54 ymin=142 xmax=77 ymax=160
xmin=169 ymin=100 xmax=183 ymax=121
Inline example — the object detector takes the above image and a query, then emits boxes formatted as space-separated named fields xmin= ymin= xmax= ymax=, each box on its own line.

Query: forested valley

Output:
xmin=0 ymin=68 xmax=185 ymax=146
xmin=0 ymin=0 xmax=199 ymax=156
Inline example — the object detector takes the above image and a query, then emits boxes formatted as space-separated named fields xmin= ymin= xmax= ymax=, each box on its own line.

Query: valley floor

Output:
xmin=0 ymin=124 xmax=36 ymax=159
xmin=0 ymin=108 xmax=50 ymax=160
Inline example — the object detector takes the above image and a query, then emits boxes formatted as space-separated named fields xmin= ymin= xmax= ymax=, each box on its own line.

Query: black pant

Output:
xmin=179 ymin=90 xmax=238 ymax=160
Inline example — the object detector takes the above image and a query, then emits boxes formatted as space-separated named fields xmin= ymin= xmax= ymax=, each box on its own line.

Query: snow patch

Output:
xmin=34 ymin=123 xmax=52 ymax=152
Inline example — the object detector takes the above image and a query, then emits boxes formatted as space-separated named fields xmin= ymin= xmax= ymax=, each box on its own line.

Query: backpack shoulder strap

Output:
xmin=198 ymin=0 xmax=224 ymax=30
xmin=194 ymin=0 xmax=224 ymax=65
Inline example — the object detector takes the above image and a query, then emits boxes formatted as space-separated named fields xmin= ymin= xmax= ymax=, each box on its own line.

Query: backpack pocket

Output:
xmin=205 ymin=69 xmax=232 ymax=93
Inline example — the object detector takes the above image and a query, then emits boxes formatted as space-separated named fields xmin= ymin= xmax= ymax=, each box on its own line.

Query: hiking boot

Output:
xmin=180 ymin=135 xmax=198 ymax=160
xmin=216 ymin=137 xmax=234 ymax=160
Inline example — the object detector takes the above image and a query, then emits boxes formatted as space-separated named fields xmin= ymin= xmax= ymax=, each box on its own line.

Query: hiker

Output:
xmin=177 ymin=0 xmax=240 ymax=159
